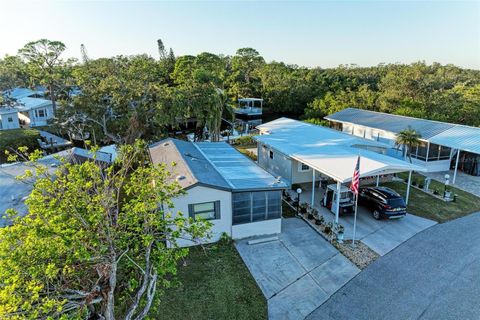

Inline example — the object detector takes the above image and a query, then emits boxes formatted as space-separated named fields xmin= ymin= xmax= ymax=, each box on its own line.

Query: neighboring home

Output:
xmin=325 ymin=108 xmax=480 ymax=180
xmin=148 ymin=138 xmax=287 ymax=247
xmin=0 ymin=87 xmax=54 ymax=130
xmin=69 ymin=145 xmax=117 ymax=166
xmin=2 ymin=87 xmax=45 ymax=100
xmin=16 ymin=97 xmax=54 ymax=127
xmin=0 ymin=152 xmax=65 ymax=227
xmin=254 ymin=118 xmax=422 ymax=222
xmin=0 ymin=107 xmax=20 ymax=130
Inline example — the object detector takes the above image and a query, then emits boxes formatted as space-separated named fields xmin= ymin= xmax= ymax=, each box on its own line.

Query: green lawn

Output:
xmin=0 ymin=128 xmax=40 ymax=163
xmin=383 ymin=174 xmax=480 ymax=223
xmin=155 ymin=240 xmax=267 ymax=320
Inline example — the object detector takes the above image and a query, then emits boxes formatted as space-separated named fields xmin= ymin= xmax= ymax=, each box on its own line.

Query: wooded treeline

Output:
xmin=1 ymin=39 xmax=479 ymax=144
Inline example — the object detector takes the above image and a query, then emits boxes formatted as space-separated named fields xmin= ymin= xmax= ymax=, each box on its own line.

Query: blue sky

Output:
xmin=1 ymin=1 xmax=479 ymax=69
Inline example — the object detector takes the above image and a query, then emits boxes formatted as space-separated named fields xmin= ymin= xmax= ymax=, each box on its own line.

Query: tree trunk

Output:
xmin=49 ymin=83 xmax=57 ymax=114
xmin=104 ymin=255 xmax=117 ymax=320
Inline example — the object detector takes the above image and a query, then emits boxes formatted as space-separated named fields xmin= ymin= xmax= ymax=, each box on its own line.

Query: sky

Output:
xmin=1 ymin=1 xmax=479 ymax=69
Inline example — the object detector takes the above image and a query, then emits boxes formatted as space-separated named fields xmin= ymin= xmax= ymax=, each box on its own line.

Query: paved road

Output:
xmin=307 ymin=212 xmax=480 ymax=320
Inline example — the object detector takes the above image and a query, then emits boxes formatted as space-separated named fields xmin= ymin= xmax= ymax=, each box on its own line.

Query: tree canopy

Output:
xmin=1 ymin=39 xmax=480 ymax=145
xmin=0 ymin=143 xmax=211 ymax=319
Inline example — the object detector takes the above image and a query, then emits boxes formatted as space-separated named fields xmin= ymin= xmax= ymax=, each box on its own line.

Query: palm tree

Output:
xmin=207 ymin=88 xmax=234 ymax=142
xmin=395 ymin=127 xmax=422 ymax=163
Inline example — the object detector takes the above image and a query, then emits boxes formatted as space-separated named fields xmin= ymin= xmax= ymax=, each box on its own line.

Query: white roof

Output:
xmin=429 ymin=126 xmax=480 ymax=155
xmin=255 ymin=118 xmax=424 ymax=183
xmin=15 ymin=97 xmax=52 ymax=111
xmin=0 ymin=107 xmax=18 ymax=115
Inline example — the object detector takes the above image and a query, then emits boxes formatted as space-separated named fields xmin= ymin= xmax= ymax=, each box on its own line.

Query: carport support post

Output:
xmin=335 ymin=181 xmax=341 ymax=224
xmin=376 ymin=175 xmax=380 ymax=187
xmin=311 ymin=169 xmax=315 ymax=207
xmin=453 ymin=150 xmax=460 ymax=184
xmin=406 ymin=171 xmax=412 ymax=205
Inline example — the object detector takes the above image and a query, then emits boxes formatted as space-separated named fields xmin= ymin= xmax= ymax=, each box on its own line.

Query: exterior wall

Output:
xmin=169 ymin=185 xmax=232 ymax=247
xmin=232 ymin=219 xmax=282 ymax=239
xmin=0 ymin=112 xmax=20 ymax=130
xmin=28 ymin=105 xmax=54 ymax=127
xmin=291 ymin=159 xmax=322 ymax=184
xmin=342 ymin=123 xmax=397 ymax=147
xmin=257 ymin=142 xmax=293 ymax=185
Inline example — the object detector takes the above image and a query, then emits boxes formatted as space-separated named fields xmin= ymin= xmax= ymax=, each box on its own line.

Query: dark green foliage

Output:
xmin=0 ymin=129 xmax=40 ymax=163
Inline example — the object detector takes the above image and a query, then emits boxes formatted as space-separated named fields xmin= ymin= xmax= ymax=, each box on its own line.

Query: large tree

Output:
xmin=18 ymin=39 xmax=70 ymax=113
xmin=0 ymin=142 xmax=211 ymax=319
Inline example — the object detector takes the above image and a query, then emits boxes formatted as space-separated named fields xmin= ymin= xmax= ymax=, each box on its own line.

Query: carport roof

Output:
xmin=255 ymin=118 xmax=423 ymax=183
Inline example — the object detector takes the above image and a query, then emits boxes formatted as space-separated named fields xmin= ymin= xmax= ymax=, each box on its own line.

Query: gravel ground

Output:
xmin=333 ymin=240 xmax=379 ymax=269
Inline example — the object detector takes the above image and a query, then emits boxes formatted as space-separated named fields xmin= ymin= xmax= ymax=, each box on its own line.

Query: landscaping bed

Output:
xmin=333 ymin=240 xmax=379 ymax=270
xmin=155 ymin=239 xmax=266 ymax=320
xmin=384 ymin=172 xmax=480 ymax=223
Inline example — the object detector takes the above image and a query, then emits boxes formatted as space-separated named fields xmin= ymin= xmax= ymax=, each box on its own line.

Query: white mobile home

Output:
xmin=148 ymin=138 xmax=287 ymax=247
xmin=16 ymin=97 xmax=54 ymax=127
xmin=254 ymin=118 xmax=422 ymax=223
xmin=325 ymin=108 xmax=480 ymax=179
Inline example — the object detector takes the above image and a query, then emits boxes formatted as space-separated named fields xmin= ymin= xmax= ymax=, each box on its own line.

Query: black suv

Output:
xmin=359 ymin=187 xmax=407 ymax=220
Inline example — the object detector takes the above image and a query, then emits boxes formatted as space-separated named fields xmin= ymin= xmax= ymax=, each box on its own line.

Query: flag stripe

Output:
xmin=350 ymin=156 xmax=360 ymax=195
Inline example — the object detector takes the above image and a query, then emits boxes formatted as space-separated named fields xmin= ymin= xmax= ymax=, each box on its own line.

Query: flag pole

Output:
xmin=352 ymin=191 xmax=358 ymax=247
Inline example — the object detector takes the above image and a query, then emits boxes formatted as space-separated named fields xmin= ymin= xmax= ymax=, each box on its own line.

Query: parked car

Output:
xmin=358 ymin=187 xmax=407 ymax=220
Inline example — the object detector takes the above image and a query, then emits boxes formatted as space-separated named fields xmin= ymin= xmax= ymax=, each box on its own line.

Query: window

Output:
xmin=269 ymin=150 xmax=274 ymax=159
xmin=7 ymin=117 xmax=13 ymax=122
xmin=36 ymin=109 xmax=46 ymax=118
xmin=188 ymin=201 xmax=220 ymax=220
xmin=298 ymin=163 xmax=310 ymax=172
xmin=232 ymin=191 xmax=282 ymax=225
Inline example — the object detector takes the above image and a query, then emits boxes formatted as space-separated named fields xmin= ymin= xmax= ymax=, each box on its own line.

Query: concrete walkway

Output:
xmin=235 ymin=218 xmax=359 ymax=320
xmin=424 ymin=170 xmax=480 ymax=197
xmin=307 ymin=211 xmax=480 ymax=320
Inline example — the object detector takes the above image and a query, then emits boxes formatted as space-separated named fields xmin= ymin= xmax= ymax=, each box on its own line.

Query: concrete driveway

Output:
xmin=321 ymin=206 xmax=437 ymax=256
xmin=307 ymin=211 xmax=480 ymax=320
xmin=293 ymin=186 xmax=437 ymax=256
xmin=235 ymin=218 xmax=360 ymax=320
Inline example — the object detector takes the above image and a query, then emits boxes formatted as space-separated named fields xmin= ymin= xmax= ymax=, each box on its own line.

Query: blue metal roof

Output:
xmin=149 ymin=139 xmax=286 ymax=191
xmin=325 ymin=108 xmax=455 ymax=139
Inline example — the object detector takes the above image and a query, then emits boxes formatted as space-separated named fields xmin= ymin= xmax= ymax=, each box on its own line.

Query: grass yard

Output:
xmin=383 ymin=174 xmax=480 ymax=223
xmin=0 ymin=128 xmax=40 ymax=163
xmin=155 ymin=240 xmax=267 ymax=320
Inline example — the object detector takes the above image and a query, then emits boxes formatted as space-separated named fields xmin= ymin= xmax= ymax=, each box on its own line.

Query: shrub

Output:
xmin=0 ymin=129 xmax=40 ymax=163
xmin=234 ymin=135 xmax=256 ymax=146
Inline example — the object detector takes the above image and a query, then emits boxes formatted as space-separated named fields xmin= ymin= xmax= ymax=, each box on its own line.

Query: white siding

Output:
xmin=28 ymin=105 xmax=54 ymax=127
xmin=0 ymin=112 xmax=20 ymax=130
xmin=232 ymin=219 xmax=281 ymax=239
xmin=169 ymin=185 xmax=232 ymax=247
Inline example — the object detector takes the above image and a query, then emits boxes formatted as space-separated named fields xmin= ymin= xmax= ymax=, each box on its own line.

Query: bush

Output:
xmin=0 ymin=129 xmax=40 ymax=163
xmin=233 ymin=135 xmax=256 ymax=146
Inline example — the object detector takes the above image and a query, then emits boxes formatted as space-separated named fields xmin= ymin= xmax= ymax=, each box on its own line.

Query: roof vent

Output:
xmin=176 ymin=175 xmax=186 ymax=181
xmin=163 ymin=142 xmax=170 ymax=146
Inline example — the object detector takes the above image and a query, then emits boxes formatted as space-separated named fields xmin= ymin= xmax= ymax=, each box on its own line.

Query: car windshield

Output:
xmin=388 ymin=198 xmax=405 ymax=207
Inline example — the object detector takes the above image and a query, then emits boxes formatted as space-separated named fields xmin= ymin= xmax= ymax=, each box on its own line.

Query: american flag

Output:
xmin=350 ymin=156 xmax=360 ymax=195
